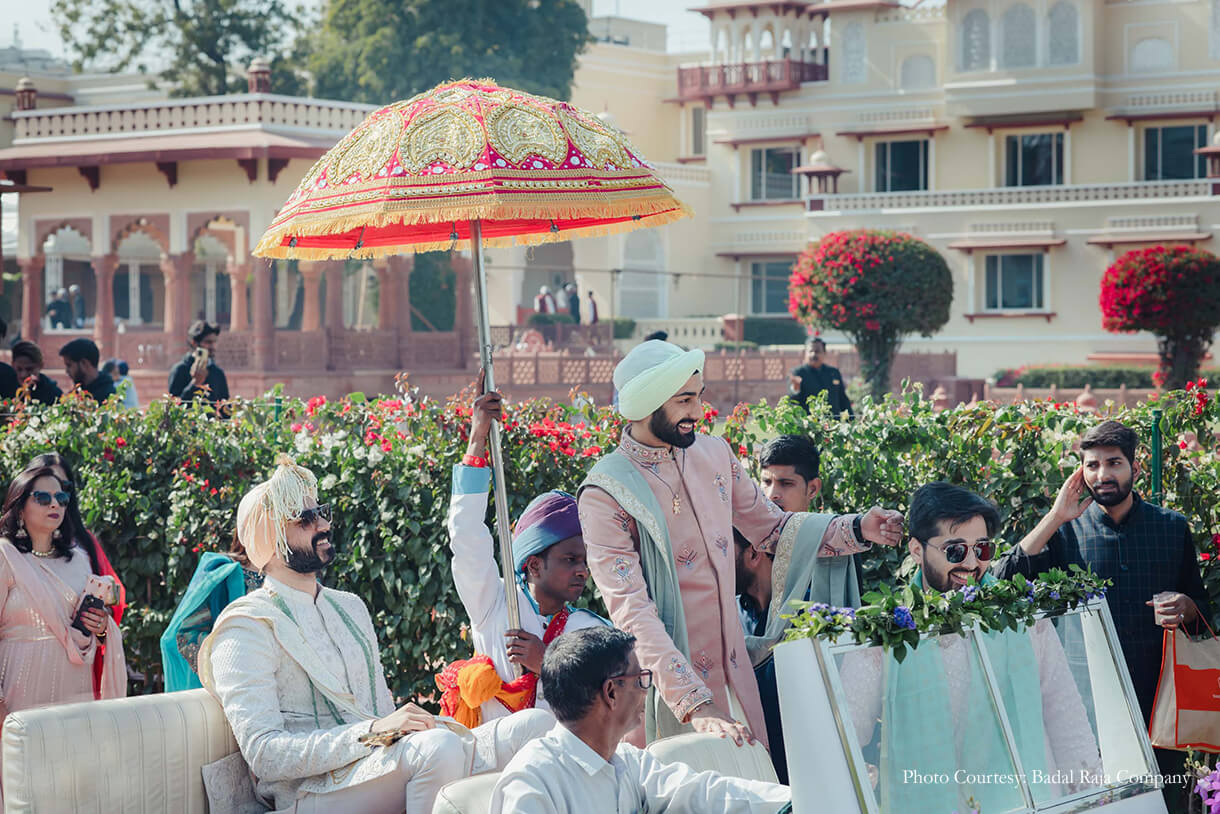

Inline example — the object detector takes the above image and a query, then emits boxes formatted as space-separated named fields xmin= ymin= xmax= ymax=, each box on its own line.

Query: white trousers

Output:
xmin=291 ymin=709 xmax=554 ymax=814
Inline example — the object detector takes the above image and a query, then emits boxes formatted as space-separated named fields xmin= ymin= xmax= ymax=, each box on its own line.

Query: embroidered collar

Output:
xmin=618 ymin=427 xmax=673 ymax=466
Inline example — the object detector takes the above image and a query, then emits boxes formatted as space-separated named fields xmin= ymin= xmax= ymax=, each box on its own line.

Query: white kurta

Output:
xmin=447 ymin=465 xmax=606 ymax=721
xmin=488 ymin=723 xmax=790 ymax=814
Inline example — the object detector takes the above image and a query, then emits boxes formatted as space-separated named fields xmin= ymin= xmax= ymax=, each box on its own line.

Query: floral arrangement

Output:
xmin=784 ymin=565 xmax=1111 ymax=662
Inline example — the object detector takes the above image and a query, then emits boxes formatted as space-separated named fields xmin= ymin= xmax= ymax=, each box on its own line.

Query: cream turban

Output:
xmin=237 ymin=454 xmax=319 ymax=571
xmin=613 ymin=340 xmax=705 ymax=421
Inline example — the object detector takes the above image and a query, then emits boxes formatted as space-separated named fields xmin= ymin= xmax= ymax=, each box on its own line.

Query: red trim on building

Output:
xmin=1086 ymin=232 xmax=1212 ymax=247
xmin=835 ymin=124 xmax=949 ymax=141
xmin=948 ymin=237 xmax=1066 ymax=253
xmin=964 ymin=311 xmax=1057 ymax=323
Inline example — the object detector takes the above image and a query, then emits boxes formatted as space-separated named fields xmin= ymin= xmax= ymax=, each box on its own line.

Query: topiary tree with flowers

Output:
xmin=789 ymin=230 xmax=953 ymax=400
xmin=1100 ymin=245 xmax=1220 ymax=392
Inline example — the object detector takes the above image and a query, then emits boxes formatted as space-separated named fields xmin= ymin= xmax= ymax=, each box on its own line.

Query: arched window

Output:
xmin=961 ymin=9 xmax=991 ymax=71
xmin=742 ymin=28 xmax=755 ymax=62
xmin=900 ymin=55 xmax=937 ymax=89
xmin=1131 ymin=37 xmax=1174 ymax=72
xmin=715 ymin=27 xmax=729 ymax=63
xmin=759 ymin=26 xmax=776 ymax=60
xmin=620 ymin=231 xmax=666 ymax=319
xmin=842 ymin=22 xmax=867 ymax=83
xmin=781 ymin=28 xmax=793 ymax=59
xmin=1001 ymin=3 xmax=1036 ymax=68
xmin=1048 ymin=2 xmax=1079 ymax=65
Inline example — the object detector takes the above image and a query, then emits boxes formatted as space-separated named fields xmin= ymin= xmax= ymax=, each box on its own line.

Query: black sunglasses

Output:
xmin=925 ymin=540 xmax=996 ymax=564
xmin=29 ymin=490 xmax=71 ymax=507
xmin=297 ymin=504 xmax=332 ymax=527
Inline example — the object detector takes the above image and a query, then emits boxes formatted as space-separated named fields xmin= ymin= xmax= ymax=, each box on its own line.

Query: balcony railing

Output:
xmin=677 ymin=59 xmax=828 ymax=102
xmin=810 ymin=179 xmax=1212 ymax=212
xmin=11 ymin=93 xmax=376 ymax=142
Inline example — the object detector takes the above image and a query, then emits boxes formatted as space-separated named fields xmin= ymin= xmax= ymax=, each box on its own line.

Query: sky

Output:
xmin=10 ymin=0 xmax=711 ymax=59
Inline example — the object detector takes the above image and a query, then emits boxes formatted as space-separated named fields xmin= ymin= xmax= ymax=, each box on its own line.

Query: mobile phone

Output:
xmin=71 ymin=593 xmax=106 ymax=635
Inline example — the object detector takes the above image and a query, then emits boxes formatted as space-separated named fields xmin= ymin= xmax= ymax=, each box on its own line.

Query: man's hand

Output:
xmin=1147 ymin=592 xmax=1198 ymax=630
xmin=467 ymin=369 xmax=503 ymax=459
xmin=788 ymin=374 xmax=801 ymax=393
xmin=688 ymin=703 xmax=756 ymax=746
xmin=860 ymin=507 xmax=904 ymax=547
xmin=370 ymin=701 xmax=436 ymax=735
xmin=505 ymin=629 xmax=545 ymax=675
xmin=1051 ymin=467 xmax=1093 ymax=525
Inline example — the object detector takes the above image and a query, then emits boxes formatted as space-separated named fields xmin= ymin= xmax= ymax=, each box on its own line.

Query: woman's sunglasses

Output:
xmin=924 ymin=540 xmax=996 ymax=564
xmin=29 ymin=490 xmax=71 ymax=507
xmin=297 ymin=504 xmax=332 ymax=527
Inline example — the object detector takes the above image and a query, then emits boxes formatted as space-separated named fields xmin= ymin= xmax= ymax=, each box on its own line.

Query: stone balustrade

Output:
xmin=814 ymin=179 xmax=1211 ymax=212
xmin=11 ymin=94 xmax=376 ymax=141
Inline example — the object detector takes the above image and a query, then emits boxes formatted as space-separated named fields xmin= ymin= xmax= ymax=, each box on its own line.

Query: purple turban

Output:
xmin=512 ymin=490 xmax=582 ymax=574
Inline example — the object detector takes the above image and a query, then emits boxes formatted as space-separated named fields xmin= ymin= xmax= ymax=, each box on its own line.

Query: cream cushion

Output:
xmin=1 ymin=688 xmax=238 ymax=813
xmin=431 ymin=771 xmax=501 ymax=814
xmin=646 ymin=732 xmax=780 ymax=784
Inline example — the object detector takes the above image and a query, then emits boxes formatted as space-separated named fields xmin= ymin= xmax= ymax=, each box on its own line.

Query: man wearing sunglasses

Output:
xmin=198 ymin=456 xmax=552 ymax=814
xmin=490 ymin=627 xmax=790 ymax=814
xmin=841 ymin=483 xmax=1100 ymax=812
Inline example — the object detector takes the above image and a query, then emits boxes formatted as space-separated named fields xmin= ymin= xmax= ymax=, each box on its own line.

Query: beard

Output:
xmin=285 ymin=531 xmax=335 ymax=574
xmin=1087 ymin=471 xmax=1134 ymax=507
xmin=922 ymin=557 xmax=983 ymax=592
xmin=649 ymin=408 xmax=696 ymax=449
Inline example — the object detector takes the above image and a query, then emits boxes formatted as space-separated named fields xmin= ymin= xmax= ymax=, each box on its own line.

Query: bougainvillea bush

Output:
xmin=2 ymin=382 xmax=1220 ymax=704
xmin=1100 ymin=245 xmax=1220 ymax=391
xmin=789 ymin=230 xmax=953 ymax=400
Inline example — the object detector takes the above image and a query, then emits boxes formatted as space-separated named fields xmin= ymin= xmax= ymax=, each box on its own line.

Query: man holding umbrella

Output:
xmin=577 ymin=339 xmax=904 ymax=747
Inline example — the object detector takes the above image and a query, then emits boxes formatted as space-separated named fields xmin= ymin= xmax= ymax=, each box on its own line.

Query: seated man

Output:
xmin=198 ymin=455 xmax=552 ymax=814
xmin=841 ymin=483 xmax=1101 ymax=812
xmin=489 ymin=627 xmax=791 ymax=814
xmin=442 ymin=388 xmax=607 ymax=725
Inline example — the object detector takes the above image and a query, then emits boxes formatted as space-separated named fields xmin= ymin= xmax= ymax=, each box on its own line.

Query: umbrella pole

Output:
xmin=469 ymin=220 xmax=523 ymax=637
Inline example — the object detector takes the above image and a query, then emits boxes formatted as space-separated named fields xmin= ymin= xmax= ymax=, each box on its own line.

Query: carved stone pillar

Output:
xmin=374 ymin=258 xmax=397 ymax=331
xmin=18 ymin=255 xmax=43 ymax=344
xmin=324 ymin=262 xmax=345 ymax=330
xmin=392 ymin=256 xmax=414 ymax=369
xmin=298 ymin=261 xmax=324 ymax=332
xmin=452 ymin=253 xmax=474 ymax=369
xmin=91 ymin=254 xmax=119 ymax=354
xmin=159 ymin=252 xmax=194 ymax=340
xmin=225 ymin=261 xmax=250 ymax=332
xmin=252 ymin=261 xmax=274 ymax=370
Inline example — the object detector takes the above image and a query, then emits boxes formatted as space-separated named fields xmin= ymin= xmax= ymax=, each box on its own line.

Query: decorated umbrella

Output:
xmin=254 ymin=79 xmax=690 ymax=631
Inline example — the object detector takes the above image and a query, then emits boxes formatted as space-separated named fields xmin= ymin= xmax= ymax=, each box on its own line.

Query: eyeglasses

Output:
xmin=29 ymin=491 xmax=70 ymax=507
xmin=608 ymin=669 xmax=653 ymax=690
xmin=297 ymin=504 xmax=332 ymax=527
xmin=925 ymin=540 xmax=996 ymax=564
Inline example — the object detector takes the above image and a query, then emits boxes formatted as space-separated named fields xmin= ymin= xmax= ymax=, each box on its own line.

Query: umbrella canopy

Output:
xmin=254 ymin=78 xmax=691 ymax=259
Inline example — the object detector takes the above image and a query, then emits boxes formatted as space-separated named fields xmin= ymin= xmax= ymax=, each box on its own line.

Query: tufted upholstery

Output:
xmin=431 ymin=771 xmax=501 ymax=814
xmin=646 ymin=732 xmax=779 ymax=784
xmin=1 ymin=688 xmax=238 ymax=814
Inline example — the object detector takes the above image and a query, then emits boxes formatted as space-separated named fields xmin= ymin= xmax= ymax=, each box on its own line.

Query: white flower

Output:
xmin=320 ymin=474 xmax=338 ymax=491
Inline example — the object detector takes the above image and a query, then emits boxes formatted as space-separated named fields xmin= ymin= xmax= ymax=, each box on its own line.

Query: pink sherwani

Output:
xmin=578 ymin=430 xmax=866 ymax=746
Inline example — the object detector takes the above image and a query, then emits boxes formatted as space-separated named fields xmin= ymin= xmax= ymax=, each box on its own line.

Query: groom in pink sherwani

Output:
xmin=578 ymin=340 xmax=903 ymax=748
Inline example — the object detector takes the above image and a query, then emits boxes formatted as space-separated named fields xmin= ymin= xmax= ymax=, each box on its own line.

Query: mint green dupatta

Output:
xmin=880 ymin=570 xmax=1047 ymax=813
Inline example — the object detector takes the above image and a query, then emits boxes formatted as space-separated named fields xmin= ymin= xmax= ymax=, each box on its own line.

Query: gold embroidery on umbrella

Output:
xmin=331 ymin=112 xmax=404 ymax=183
xmin=399 ymin=105 xmax=485 ymax=173
xmin=485 ymin=102 xmax=568 ymax=166
xmin=559 ymin=109 xmax=629 ymax=169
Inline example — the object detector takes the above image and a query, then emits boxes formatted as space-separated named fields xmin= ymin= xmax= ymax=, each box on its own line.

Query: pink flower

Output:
xmin=115 ymin=437 xmax=127 ymax=448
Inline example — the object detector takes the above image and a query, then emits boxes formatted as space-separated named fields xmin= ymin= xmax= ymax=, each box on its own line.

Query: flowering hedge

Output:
xmin=1100 ymin=245 xmax=1220 ymax=391
xmin=789 ymin=230 xmax=952 ymax=400
xmin=2 ymin=381 xmax=1220 ymax=703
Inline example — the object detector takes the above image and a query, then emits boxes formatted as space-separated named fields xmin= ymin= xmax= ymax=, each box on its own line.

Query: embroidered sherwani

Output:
xmin=578 ymin=431 xmax=868 ymax=745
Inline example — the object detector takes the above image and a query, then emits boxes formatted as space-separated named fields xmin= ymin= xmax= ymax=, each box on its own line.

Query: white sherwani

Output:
xmin=488 ymin=723 xmax=790 ymax=814
xmin=199 ymin=575 xmax=551 ymax=812
xmin=447 ymin=465 xmax=607 ymax=721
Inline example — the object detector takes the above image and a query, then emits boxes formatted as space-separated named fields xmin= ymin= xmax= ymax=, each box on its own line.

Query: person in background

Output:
xmin=586 ymin=290 xmax=599 ymax=325
xmin=565 ymin=283 xmax=581 ymax=324
xmin=45 ymin=289 xmax=72 ymax=330
xmin=789 ymin=338 xmax=853 ymax=418
xmin=59 ymin=338 xmax=116 ymax=403
xmin=11 ymin=341 xmax=63 ymax=405
xmin=534 ymin=286 xmax=558 ymax=315
xmin=169 ymin=320 xmax=230 ymax=404
xmin=68 ymin=284 xmax=86 ymax=329
xmin=642 ymin=330 xmax=668 ymax=342
xmin=0 ymin=462 xmax=127 ymax=727
xmin=102 ymin=358 xmax=139 ymax=409
xmin=0 ymin=318 xmax=17 ymax=399
xmin=489 ymin=627 xmax=790 ymax=814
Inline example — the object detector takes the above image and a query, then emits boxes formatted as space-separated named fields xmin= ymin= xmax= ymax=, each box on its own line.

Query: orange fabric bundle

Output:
xmin=435 ymin=654 xmax=537 ymax=729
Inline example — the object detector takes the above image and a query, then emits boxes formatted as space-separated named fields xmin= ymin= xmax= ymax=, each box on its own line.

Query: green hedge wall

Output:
xmin=2 ymin=384 xmax=1218 ymax=704
xmin=743 ymin=316 xmax=808 ymax=346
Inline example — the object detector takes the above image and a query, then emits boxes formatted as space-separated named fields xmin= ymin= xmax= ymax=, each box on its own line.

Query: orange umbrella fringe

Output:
xmin=253 ymin=205 xmax=692 ymax=261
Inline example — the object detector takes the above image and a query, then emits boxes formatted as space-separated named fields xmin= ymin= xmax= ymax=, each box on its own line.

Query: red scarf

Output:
xmin=89 ymin=533 xmax=127 ymax=699
xmin=501 ymin=605 xmax=570 ymax=711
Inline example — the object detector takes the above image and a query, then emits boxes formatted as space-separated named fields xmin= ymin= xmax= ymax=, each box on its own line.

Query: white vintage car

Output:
xmin=776 ymin=600 xmax=1170 ymax=814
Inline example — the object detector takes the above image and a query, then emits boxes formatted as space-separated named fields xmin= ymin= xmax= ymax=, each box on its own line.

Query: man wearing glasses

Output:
xmin=197 ymin=456 xmax=552 ymax=814
xmin=840 ymin=483 xmax=1100 ymax=812
xmin=490 ymin=627 xmax=790 ymax=814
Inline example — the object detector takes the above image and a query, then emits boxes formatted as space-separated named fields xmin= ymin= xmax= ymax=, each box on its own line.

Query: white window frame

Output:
xmin=1003 ymin=131 xmax=1065 ymax=187
xmin=749 ymin=146 xmax=801 ymax=201
xmin=981 ymin=252 xmax=1050 ymax=312
xmin=749 ymin=258 xmax=796 ymax=316
xmin=874 ymin=139 xmax=930 ymax=192
xmin=1141 ymin=123 xmax=1208 ymax=181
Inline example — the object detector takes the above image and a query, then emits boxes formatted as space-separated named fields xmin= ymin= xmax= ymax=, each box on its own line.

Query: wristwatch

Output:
xmin=852 ymin=514 xmax=868 ymax=547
